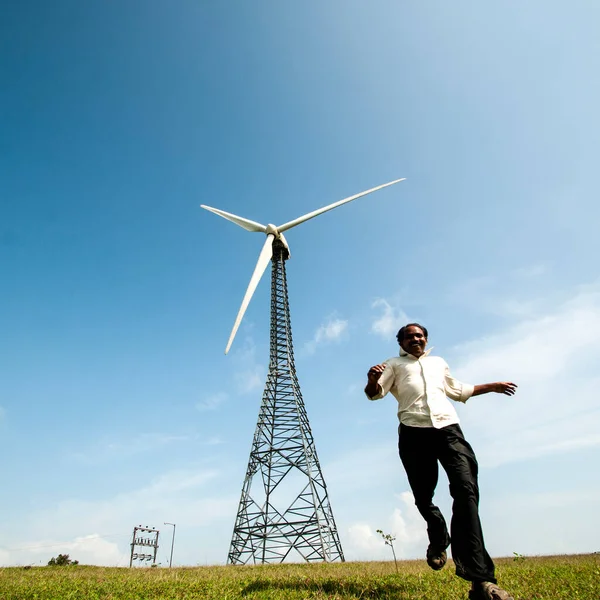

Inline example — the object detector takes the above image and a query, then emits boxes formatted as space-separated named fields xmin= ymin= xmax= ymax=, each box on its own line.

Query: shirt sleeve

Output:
xmin=365 ymin=361 xmax=395 ymax=401
xmin=444 ymin=362 xmax=474 ymax=403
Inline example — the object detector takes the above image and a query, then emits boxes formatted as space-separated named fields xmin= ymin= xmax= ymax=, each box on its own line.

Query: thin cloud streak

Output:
xmin=196 ymin=393 xmax=228 ymax=412
xmin=1 ymin=467 xmax=237 ymax=567
xmin=70 ymin=433 xmax=195 ymax=465
xmin=451 ymin=283 xmax=600 ymax=468
xmin=304 ymin=315 xmax=348 ymax=354
xmin=370 ymin=298 xmax=408 ymax=338
xmin=231 ymin=335 xmax=265 ymax=394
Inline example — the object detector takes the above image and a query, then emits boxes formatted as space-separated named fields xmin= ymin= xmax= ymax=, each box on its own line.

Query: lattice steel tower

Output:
xmin=200 ymin=178 xmax=404 ymax=565
xmin=228 ymin=239 xmax=343 ymax=564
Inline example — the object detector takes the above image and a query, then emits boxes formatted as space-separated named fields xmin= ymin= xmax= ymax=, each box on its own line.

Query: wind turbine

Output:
xmin=202 ymin=178 xmax=405 ymax=355
xmin=201 ymin=178 xmax=405 ymax=565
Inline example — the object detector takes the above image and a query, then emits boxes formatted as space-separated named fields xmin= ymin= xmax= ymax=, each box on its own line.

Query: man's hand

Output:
xmin=367 ymin=364 xmax=386 ymax=383
xmin=472 ymin=382 xmax=518 ymax=397
xmin=491 ymin=382 xmax=518 ymax=396
xmin=365 ymin=364 xmax=386 ymax=398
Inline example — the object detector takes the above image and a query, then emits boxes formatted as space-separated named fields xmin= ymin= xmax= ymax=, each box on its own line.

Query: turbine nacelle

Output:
xmin=263 ymin=225 xmax=290 ymax=254
xmin=201 ymin=177 xmax=405 ymax=353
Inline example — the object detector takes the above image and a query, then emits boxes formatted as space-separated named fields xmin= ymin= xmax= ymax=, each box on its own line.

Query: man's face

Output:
xmin=400 ymin=325 xmax=427 ymax=358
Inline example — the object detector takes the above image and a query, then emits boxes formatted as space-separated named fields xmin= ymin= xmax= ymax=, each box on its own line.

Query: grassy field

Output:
xmin=0 ymin=554 xmax=598 ymax=599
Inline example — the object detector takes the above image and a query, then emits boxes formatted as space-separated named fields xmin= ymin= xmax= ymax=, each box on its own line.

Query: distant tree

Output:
xmin=48 ymin=554 xmax=79 ymax=566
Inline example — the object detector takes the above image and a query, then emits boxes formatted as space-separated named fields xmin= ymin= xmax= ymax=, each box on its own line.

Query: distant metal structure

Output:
xmin=164 ymin=522 xmax=176 ymax=568
xmin=129 ymin=525 xmax=159 ymax=567
xmin=201 ymin=178 xmax=405 ymax=564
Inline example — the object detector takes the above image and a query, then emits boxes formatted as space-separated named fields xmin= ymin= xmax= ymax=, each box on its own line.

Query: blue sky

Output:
xmin=1 ymin=1 xmax=599 ymax=566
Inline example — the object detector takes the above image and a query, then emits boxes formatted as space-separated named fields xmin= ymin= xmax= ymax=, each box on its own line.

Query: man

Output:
xmin=365 ymin=323 xmax=517 ymax=600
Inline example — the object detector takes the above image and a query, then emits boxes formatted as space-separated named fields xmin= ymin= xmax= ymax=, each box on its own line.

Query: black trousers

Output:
xmin=398 ymin=423 xmax=496 ymax=583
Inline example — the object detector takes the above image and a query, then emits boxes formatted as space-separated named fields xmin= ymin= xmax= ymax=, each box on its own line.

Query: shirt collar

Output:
xmin=399 ymin=347 xmax=433 ymax=359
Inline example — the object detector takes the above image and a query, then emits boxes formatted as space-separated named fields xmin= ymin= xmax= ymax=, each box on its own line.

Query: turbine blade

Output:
xmin=225 ymin=234 xmax=275 ymax=354
xmin=277 ymin=178 xmax=406 ymax=233
xmin=201 ymin=205 xmax=266 ymax=233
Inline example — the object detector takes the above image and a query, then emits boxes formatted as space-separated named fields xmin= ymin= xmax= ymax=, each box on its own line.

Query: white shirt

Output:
xmin=366 ymin=349 xmax=474 ymax=429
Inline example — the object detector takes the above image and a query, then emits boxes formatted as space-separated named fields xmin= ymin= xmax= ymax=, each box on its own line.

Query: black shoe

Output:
xmin=426 ymin=546 xmax=447 ymax=571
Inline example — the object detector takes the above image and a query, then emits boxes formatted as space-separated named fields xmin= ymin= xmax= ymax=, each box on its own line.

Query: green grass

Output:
xmin=0 ymin=554 xmax=598 ymax=599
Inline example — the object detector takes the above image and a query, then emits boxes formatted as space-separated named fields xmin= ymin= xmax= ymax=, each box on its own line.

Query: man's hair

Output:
xmin=396 ymin=323 xmax=428 ymax=344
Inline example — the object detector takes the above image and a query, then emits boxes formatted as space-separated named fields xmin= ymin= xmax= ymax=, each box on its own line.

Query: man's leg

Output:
xmin=437 ymin=424 xmax=496 ymax=583
xmin=398 ymin=424 xmax=450 ymax=556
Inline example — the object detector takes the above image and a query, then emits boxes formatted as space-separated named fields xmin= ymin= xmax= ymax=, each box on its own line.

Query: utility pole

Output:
xmin=164 ymin=522 xmax=176 ymax=568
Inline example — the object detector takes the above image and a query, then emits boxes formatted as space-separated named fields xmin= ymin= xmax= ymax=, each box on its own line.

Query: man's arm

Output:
xmin=472 ymin=382 xmax=517 ymax=397
xmin=365 ymin=364 xmax=386 ymax=399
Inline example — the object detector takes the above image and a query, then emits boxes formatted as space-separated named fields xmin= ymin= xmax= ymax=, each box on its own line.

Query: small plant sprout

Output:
xmin=376 ymin=529 xmax=399 ymax=573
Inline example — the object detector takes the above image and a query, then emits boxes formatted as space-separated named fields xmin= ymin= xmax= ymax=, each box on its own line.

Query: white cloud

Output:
xmin=29 ymin=468 xmax=225 ymax=535
xmin=446 ymin=266 xmax=559 ymax=319
xmin=482 ymin=487 xmax=600 ymax=557
xmin=196 ymin=392 xmax=228 ymax=412
xmin=511 ymin=263 xmax=549 ymax=279
xmin=204 ymin=436 xmax=224 ymax=446
xmin=70 ymin=433 xmax=194 ymax=464
xmin=316 ymin=318 xmax=348 ymax=342
xmin=235 ymin=368 xmax=263 ymax=394
xmin=231 ymin=335 xmax=265 ymax=394
xmin=324 ymin=442 xmax=399 ymax=493
xmin=142 ymin=468 xmax=219 ymax=495
xmin=343 ymin=492 xmax=426 ymax=561
xmin=370 ymin=298 xmax=408 ymax=338
xmin=389 ymin=492 xmax=428 ymax=553
xmin=1 ymin=467 xmax=237 ymax=567
xmin=346 ymin=382 xmax=360 ymax=395
xmin=347 ymin=523 xmax=381 ymax=553
xmin=15 ymin=535 xmax=126 ymax=567
xmin=304 ymin=315 xmax=348 ymax=354
xmin=450 ymin=283 xmax=600 ymax=467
